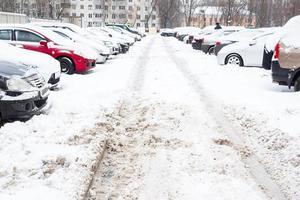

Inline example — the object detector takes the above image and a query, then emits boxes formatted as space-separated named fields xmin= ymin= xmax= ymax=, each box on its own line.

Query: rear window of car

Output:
xmin=15 ymin=30 xmax=44 ymax=42
xmin=0 ymin=30 xmax=12 ymax=40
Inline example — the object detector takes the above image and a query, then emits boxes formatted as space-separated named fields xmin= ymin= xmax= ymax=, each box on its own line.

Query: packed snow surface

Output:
xmin=1 ymin=35 xmax=300 ymax=200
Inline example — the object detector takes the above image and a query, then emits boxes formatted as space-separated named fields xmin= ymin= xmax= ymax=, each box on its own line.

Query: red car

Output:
xmin=0 ymin=24 xmax=98 ymax=74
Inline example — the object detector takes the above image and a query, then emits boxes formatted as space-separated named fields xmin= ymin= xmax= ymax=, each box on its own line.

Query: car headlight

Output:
xmin=6 ymin=76 xmax=35 ymax=92
xmin=104 ymin=41 xmax=113 ymax=47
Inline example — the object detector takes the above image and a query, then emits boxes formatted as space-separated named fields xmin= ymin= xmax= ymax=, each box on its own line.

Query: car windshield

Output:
xmin=30 ymin=26 xmax=75 ymax=45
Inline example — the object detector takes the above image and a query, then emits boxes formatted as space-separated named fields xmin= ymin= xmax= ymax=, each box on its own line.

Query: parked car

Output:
xmin=0 ymin=61 xmax=50 ymax=122
xmin=174 ymin=27 xmax=202 ymax=41
xmin=97 ymin=26 xmax=133 ymax=53
xmin=160 ymin=29 xmax=176 ymax=37
xmin=0 ymin=24 xmax=98 ymax=74
xmin=200 ymin=27 xmax=244 ymax=54
xmin=0 ymin=41 xmax=61 ymax=88
xmin=99 ymin=26 xmax=135 ymax=45
xmin=108 ymin=25 xmax=142 ymax=41
xmin=85 ymin=28 xmax=124 ymax=55
xmin=106 ymin=23 xmax=144 ymax=37
xmin=217 ymin=29 xmax=277 ymax=67
xmin=214 ymin=29 xmax=266 ymax=55
xmin=192 ymin=26 xmax=216 ymax=50
xmin=49 ymin=27 xmax=108 ymax=63
xmin=271 ymin=16 xmax=300 ymax=91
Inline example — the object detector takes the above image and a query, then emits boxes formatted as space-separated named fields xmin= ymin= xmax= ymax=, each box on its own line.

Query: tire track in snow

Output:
xmin=127 ymin=37 xmax=156 ymax=93
xmin=162 ymin=37 xmax=287 ymax=200
xmin=83 ymin=37 xmax=155 ymax=200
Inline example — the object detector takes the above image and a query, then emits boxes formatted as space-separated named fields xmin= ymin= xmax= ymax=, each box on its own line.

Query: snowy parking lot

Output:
xmin=1 ymin=35 xmax=300 ymax=200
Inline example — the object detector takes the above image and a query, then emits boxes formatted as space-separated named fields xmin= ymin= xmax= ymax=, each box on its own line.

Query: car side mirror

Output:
xmin=40 ymin=40 xmax=48 ymax=47
xmin=249 ymin=40 xmax=257 ymax=46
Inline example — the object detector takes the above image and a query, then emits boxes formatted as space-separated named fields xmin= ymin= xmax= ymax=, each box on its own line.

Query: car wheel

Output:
xmin=226 ymin=54 xmax=243 ymax=66
xmin=294 ymin=76 xmax=300 ymax=92
xmin=58 ymin=57 xmax=75 ymax=75
xmin=208 ymin=47 xmax=215 ymax=55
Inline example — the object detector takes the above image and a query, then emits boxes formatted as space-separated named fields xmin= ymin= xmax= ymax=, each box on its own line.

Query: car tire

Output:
xmin=58 ymin=57 xmax=75 ymax=75
xmin=208 ymin=47 xmax=215 ymax=55
xmin=225 ymin=54 xmax=244 ymax=66
xmin=294 ymin=76 xmax=300 ymax=92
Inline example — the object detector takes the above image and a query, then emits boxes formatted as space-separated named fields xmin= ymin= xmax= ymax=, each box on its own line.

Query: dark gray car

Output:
xmin=0 ymin=61 xmax=50 ymax=122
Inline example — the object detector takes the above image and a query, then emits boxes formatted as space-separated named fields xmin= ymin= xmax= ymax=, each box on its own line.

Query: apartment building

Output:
xmin=8 ymin=0 xmax=159 ymax=31
xmin=61 ymin=0 xmax=160 ymax=31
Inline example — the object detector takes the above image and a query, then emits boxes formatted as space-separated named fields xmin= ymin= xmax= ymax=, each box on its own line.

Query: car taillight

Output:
xmin=216 ymin=41 xmax=221 ymax=46
xmin=274 ymin=43 xmax=280 ymax=59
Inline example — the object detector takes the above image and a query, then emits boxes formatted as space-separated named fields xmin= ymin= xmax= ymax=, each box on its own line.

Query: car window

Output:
xmin=53 ymin=30 xmax=72 ymax=40
xmin=0 ymin=30 xmax=12 ymax=40
xmin=15 ymin=30 xmax=44 ymax=42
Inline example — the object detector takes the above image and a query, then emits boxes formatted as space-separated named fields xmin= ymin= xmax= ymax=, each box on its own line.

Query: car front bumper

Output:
xmin=75 ymin=58 xmax=96 ymax=72
xmin=0 ymin=92 xmax=49 ymax=121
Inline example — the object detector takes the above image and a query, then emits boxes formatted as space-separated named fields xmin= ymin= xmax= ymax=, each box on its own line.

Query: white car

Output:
xmin=108 ymin=26 xmax=142 ymax=41
xmin=0 ymin=41 xmax=61 ymax=88
xmin=49 ymin=28 xmax=108 ymax=63
xmin=217 ymin=29 xmax=278 ymax=67
xmin=214 ymin=29 xmax=267 ymax=55
xmin=99 ymin=26 xmax=135 ymax=45
xmin=200 ymin=26 xmax=245 ymax=54
xmin=85 ymin=28 xmax=122 ymax=55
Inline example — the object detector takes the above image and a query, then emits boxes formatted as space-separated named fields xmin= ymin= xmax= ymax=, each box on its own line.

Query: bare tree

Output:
xmin=157 ymin=0 xmax=182 ymax=28
xmin=181 ymin=0 xmax=203 ymax=26
xmin=144 ymin=0 xmax=159 ymax=30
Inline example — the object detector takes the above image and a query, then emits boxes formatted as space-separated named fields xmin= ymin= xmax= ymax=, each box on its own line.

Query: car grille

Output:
xmin=24 ymin=74 xmax=45 ymax=89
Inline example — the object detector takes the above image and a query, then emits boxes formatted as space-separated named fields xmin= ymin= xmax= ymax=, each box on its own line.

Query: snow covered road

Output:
xmin=86 ymin=36 xmax=290 ymax=200
xmin=1 ymin=35 xmax=300 ymax=200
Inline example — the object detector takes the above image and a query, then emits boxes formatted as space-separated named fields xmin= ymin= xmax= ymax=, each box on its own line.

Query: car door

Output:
xmin=244 ymin=34 xmax=273 ymax=67
xmin=12 ymin=29 xmax=52 ymax=56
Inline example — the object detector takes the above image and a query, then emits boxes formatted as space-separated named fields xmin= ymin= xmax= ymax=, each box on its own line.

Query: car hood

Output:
xmin=0 ymin=42 xmax=60 ymax=81
xmin=50 ymin=43 xmax=98 ymax=60
xmin=0 ymin=61 xmax=35 ymax=78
